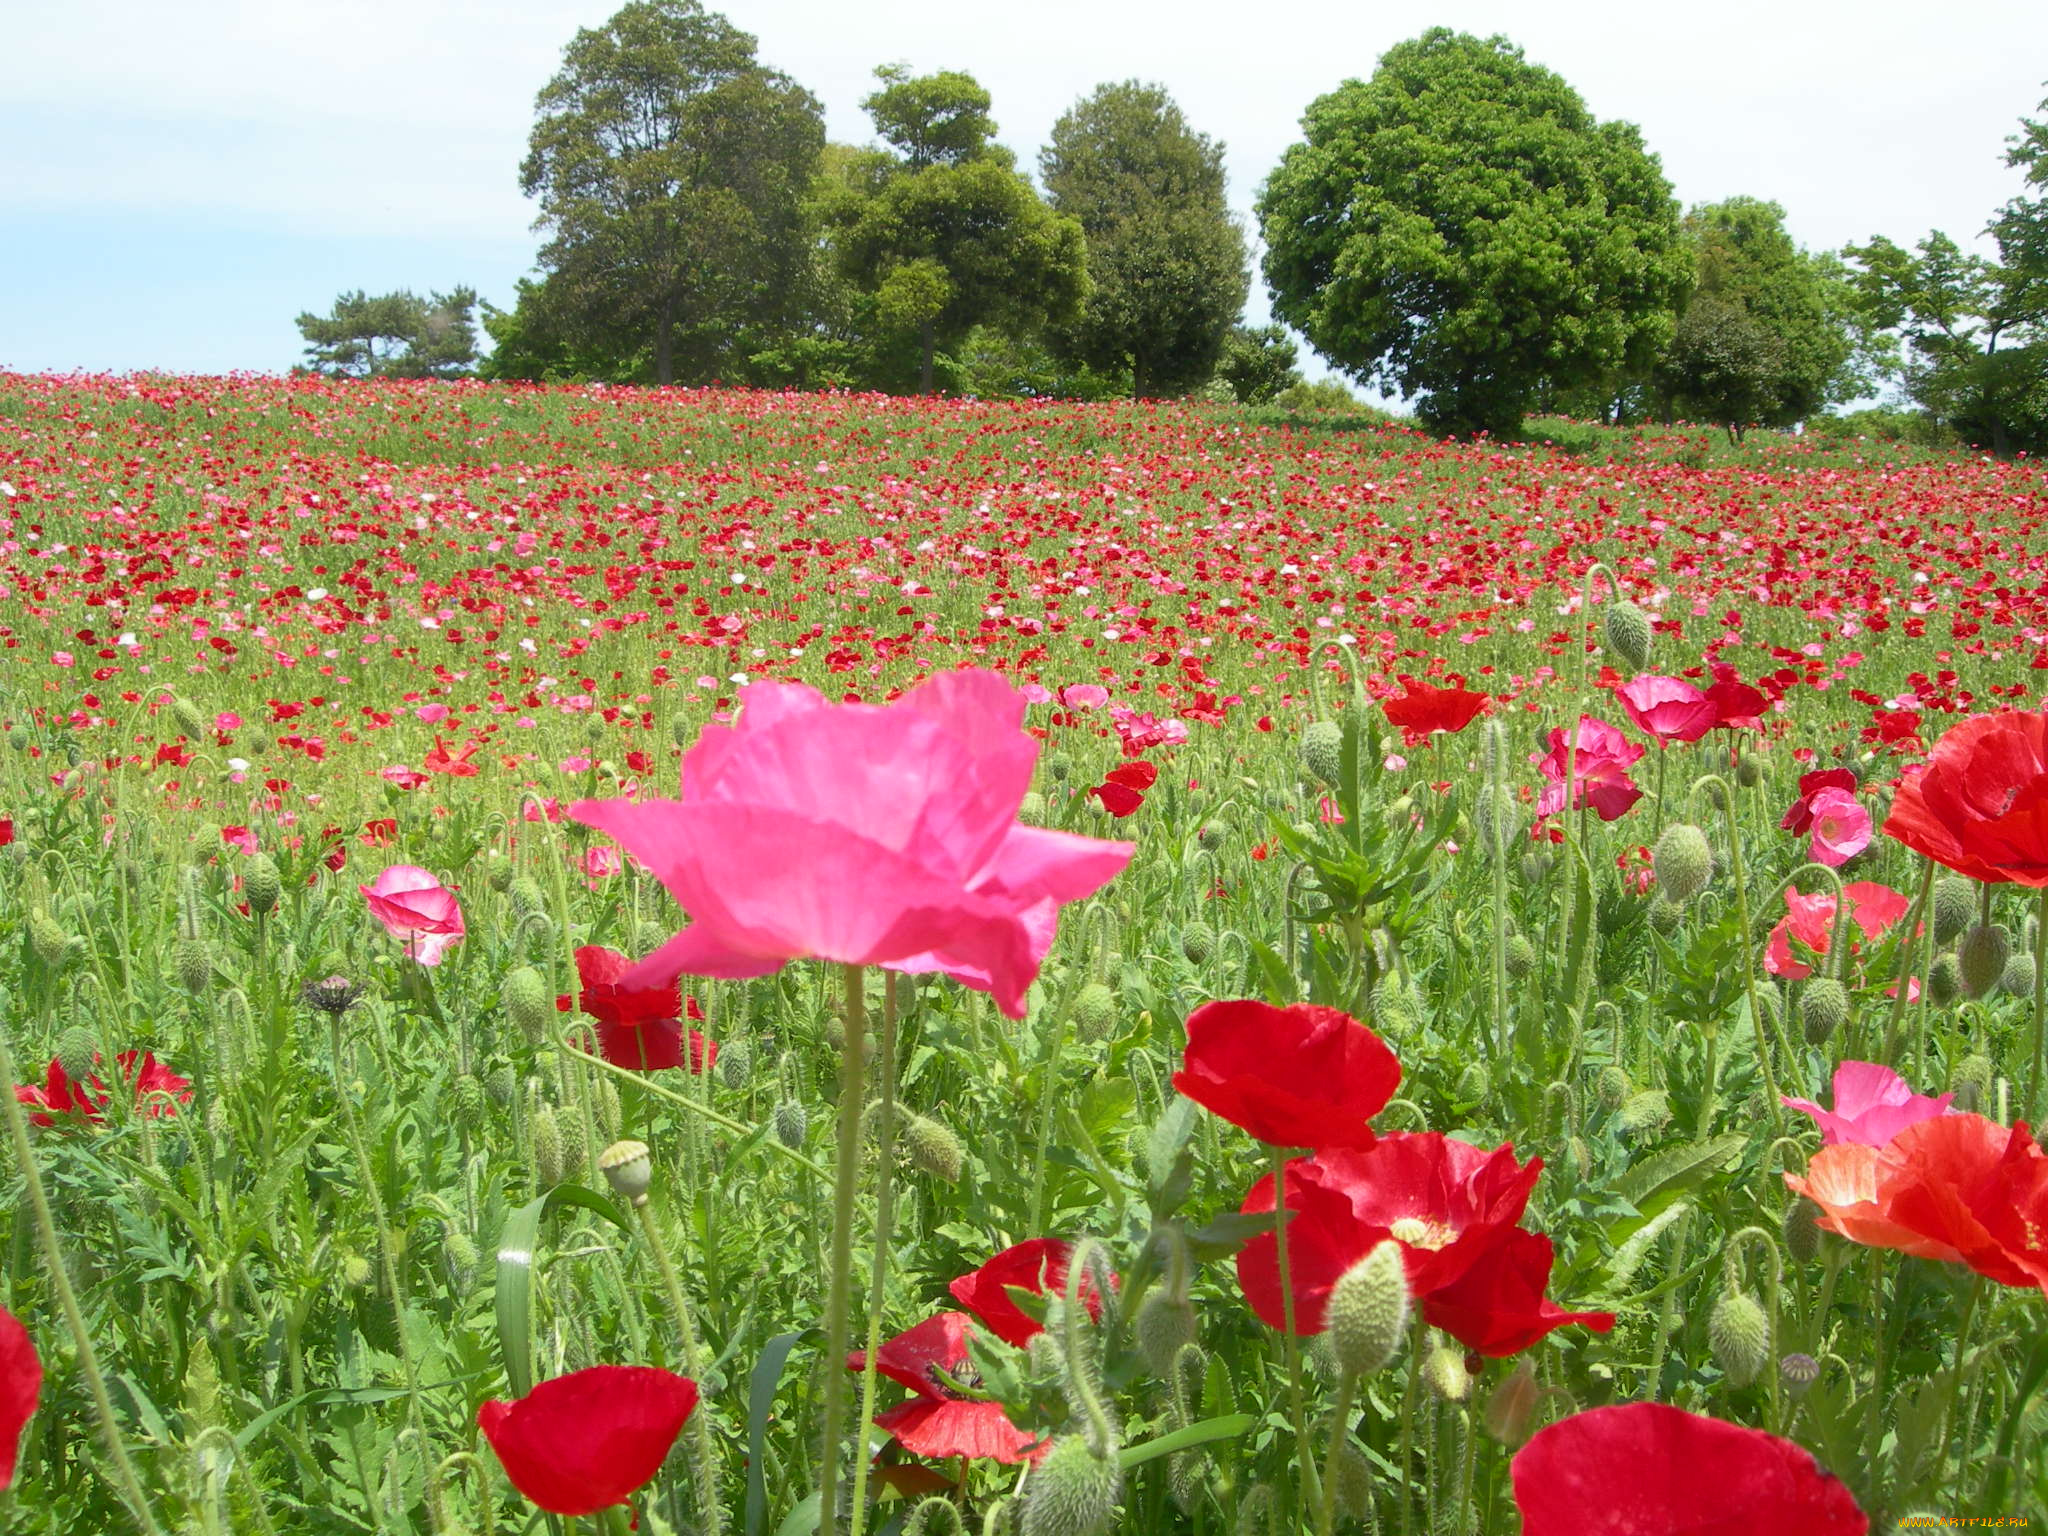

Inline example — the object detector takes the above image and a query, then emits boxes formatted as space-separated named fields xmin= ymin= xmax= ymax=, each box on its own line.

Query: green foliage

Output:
xmin=1211 ymin=324 xmax=1301 ymax=405
xmin=1041 ymin=81 xmax=1248 ymax=398
xmin=827 ymin=67 xmax=1087 ymax=394
xmin=1258 ymin=29 xmax=1690 ymax=439
xmin=296 ymin=288 xmax=479 ymax=379
xmin=518 ymin=0 xmax=823 ymax=386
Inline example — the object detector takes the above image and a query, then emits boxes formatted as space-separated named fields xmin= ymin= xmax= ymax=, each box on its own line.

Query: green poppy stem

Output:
xmin=1267 ymin=1143 xmax=1323 ymax=1520
xmin=846 ymin=974 xmax=900 ymax=1536
xmin=2030 ymin=886 xmax=2047 ymax=1121
xmin=815 ymin=963 xmax=869 ymax=1536
xmin=632 ymin=1198 xmax=723 ymax=1536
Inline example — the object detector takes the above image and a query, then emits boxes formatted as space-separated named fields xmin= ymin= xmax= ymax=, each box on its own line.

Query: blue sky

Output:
xmin=4 ymin=0 xmax=2044 ymax=379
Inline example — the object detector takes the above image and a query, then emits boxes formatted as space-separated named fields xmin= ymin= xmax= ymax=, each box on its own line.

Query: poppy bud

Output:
xmin=29 ymin=910 xmax=71 ymax=970
xmin=1783 ymin=1197 xmax=1823 ymax=1265
xmin=717 ymin=1035 xmax=752 ymax=1090
xmin=1330 ymin=1443 xmax=1372 ymax=1523
xmin=1023 ymin=1436 xmax=1121 ymax=1536
xmin=1197 ymin=820 xmax=1226 ymax=851
xmin=599 ymin=1138 xmax=653 ymax=1206
xmin=341 ymin=1252 xmax=374 ymax=1290
xmin=1135 ymin=1291 xmax=1199 ymax=1378
xmin=1019 ymin=791 xmax=1048 ymax=824
xmin=171 ymin=695 xmax=207 ymax=740
xmin=1504 ymin=933 xmax=1536 ymax=979
xmin=1959 ymin=923 xmax=2011 ymax=999
xmin=451 ymin=1075 xmax=487 ymax=1129
xmin=2003 ymin=951 xmax=2037 ymax=999
xmin=56 ymin=1024 xmax=96 ymax=1088
xmin=1368 ymin=972 xmax=1421 ymax=1040
xmin=773 ymin=1098 xmax=809 ymax=1150
xmin=485 ymin=862 xmax=513 ymax=893
xmin=1617 ymin=1088 xmax=1670 ymax=1135
xmin=5 ymin=730 xmax=24 ymax=751
xmin=1779 ymin=1352 xmax=1821 ymax=1399
xmin=502 ymin=966 xmax=552 ymax=1047
xmin=1073 ymin=982 xmax=1117 ymax=1042
xmin=1595 ymin=1064 xmax=1630 ymax=1109
xmin=1567 ymin=1134 xmax=1592 ymax=1179
xmin=1474 ymin=785 xmax=1520 ymax=857
xmin=532 ymin=1106 xmax=564 ymax=1188
xmin=1484 ymin=1359 xmax=1540 ymax=1446
xmin=669 ymin=715 xmax=692 ymax=747
xmin=1932 ymin=877 xmax=1976 ymax=946
xmin=593 ymin=1077 xmax=621 ymax=1140
xmin=1520 ymin=848 xmax=1556 ymax=886
xmin=1709 ymin=1291 xmax=1770 ymax=1387
xmin=1647 ymin=895 xmax=1684 ymax=935
xmin=1455 ymin=1061 xmax=1490 ymax=1104
xmin=1045 ymin=751 xmax=1071 ymax=782
xmin=486 ymin=1064 xmax=516 ymax=1106
xmin=1928 ymin=951 xmax=1963 ymax=1006
xmin=1798 ymin=978 xmax=1849 ymax=1044
xmin=244 ymin=852 xmax=282 ymax=917
xmin=1950 ymin=1053 xmax=1993 ymax=1114
xmin=1326 ymin=1240 xmax=1410 ymax=1377
xmin=1603 ymin=599 xmax=1653 ymax=671
xmin=508 ymin=876 xmax=548 ymax=919
xmin=1735 ymin=754 xmax=1762 ymax=787
xmin=1179 ymin=922 xmax=1215 ymax=967
xmin=901 ymin=1112 xmax=964 ymax=1183
xmin=1424 ymin=1339 xmax=1472 ymax=1403
xmin=176 ymin=934 xmax=212 ymax=995
xmin=1299 ymin=719 xmax=1344 ymax=789
xmin=1651 ymin=824 xmax=1712 ymax=903
xmin=444 ymin=1229 xmax=480 ymax=1287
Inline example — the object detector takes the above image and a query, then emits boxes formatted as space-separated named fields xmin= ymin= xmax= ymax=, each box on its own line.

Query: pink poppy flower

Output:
xmin=1808 ymin=787 xmax=1872 ymax=867
xmin=1764 ymin=882 xmax=1910 ymax=979
xmin=1059 ymin=684 xmax=1109 ymax=710
xmin=1781 ymin=768 xmax=1859 ymax=835
xmin=359 ymin=865 xmax=465 ymax=966
xmin=1535 ymin=717 xmax=1645 ymax=821
xmin=1616 ymin=676 xmax=1719 ymax=745
xmin=573 ymin=671 xmax=1132 ymax=1018
xmin=1784 ymin=1061 xmax=1953 ymax=1148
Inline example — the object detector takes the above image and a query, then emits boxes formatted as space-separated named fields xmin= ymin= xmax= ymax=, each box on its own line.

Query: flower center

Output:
xmin=1389 ymin=1216 xmax=1457 ymax=1251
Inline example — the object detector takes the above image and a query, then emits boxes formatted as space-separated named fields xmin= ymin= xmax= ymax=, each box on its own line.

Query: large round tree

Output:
xmin=1258 ymin=29 xmax=1689 ymax=438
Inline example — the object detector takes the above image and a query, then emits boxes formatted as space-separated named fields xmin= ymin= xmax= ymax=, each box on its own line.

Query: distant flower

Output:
xmin=1535 ymin=716 xmax=1644 ymax=821
xmin=14 ymin=1051 xmax=193 ymax=1128
xmin=1784 ymin=1061 xmax=1952 ymax=1148
xmin=1781 ymin=768 xmax=1858 ymax=835
xmin=1763 ymin=882 xmax=1908 ymax=979
xmin=1382 ymin=675 xmax=1488 ymax=743
xmin=1089 ymin=759 xmax=1156 ymax=817
xmin=359 ymin=865 xmax=464 ymax=966
xmin=948 ymin=1239 xmax=1110 ymax=1349
xmin=478 ymin=1366 xmax=698 ymax=1517
xmin=847 ymin=1313 xmax=1044 ymax=1464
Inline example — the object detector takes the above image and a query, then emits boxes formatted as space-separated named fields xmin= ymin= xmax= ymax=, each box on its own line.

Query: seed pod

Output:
xmin=2003 ymin=951 xmax=2037 ymax=999
xmin=1134 ymin=1291 xmax=1198 ymax=1378
xmin=1299 ymin=719 xmax=1344 ymax=789
xmin=1710 ymin=1291 xmax=1770 ymax=1387
xmin=1799 ymin=978 xmax=1849 ymax=1044
xmin=502 ymin=966 xmax=553 ymax=1047
xmin=1023 ymin=1436 xmax=1120 ymax=1536
xmin=1779 ymin=1352 xmax=1821 ymax=1399
xmin=901 ymin=1112 xmax=965 ymax=1183
xmin=55 ymin=1025 xmax=97 ymax=1088
xmin=243 ymin=852 xmax=282 ymax=916
xmin=1326 ymin=1240 xmax=1410 ymax=1376
xmin=1652 ymin=823 xmax=1712 ymax=903
xmin=1603 ymin=599 xmax=1653 ymax=671
xmin=773 ymin=1098 xmax=809 ymax=1150
xmin=1180 ymin=922 xmax=1215 ymax=967
xmin=1932 ymin=877 xmax=1976 ymax=946
xmin=1072 ymin=982 xmax=1116 ymax=1042
xmin=1503 ymin=933 xmax=1537 ymax=979
xmin=1959 ymin=923 xmax=2011 ymax=999
xmin=599 ymin=1139 xmax=653 ymax=1206
xmin=532 ymin=1105 xmax=564 ymax=1188
xmin=1783 ymin=1198 xmax=1823 ymax=1265
xmin=1928 ymin=952 xmax=1962 ymax=1007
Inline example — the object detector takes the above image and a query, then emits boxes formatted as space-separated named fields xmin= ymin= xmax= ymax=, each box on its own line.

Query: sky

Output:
xmin=2 ymin=0 xmax=2044 ymax=381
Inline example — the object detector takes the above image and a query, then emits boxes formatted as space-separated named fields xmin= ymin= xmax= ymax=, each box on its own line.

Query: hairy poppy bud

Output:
xmin=1484 ymin=1359 xmax=1540 ymax=1446
xmin=56 ymin=1025 xmax=96 ymax=1089
xmin=1424 ymin=1339 xmax=1473 ymax=1403
xmin=1018 ymin=791 xmax=1047 ymax=825
xmin=451 ymin=1075 xmax=487 ymax=1129
xmin=1299 ymin=719 xmax=1344 ymax=789
xmin=243 ymin=852 xmax=282 ymax=917
xmin=1647 ymin=895 xmax=1684 ymax=935
xmin=1950 ymin=1052 xmax=1993 ymax=1114
xmin=1595 ymin=1064 xmax=1630 ymax=1110
xmin=341 ymin=1252 xmax=374 ymax=1290
xmin=773 ymin=1098 xmax=808 ymax=1150
xmin=171 ymin=695 xmax=207 ymax=740
xmin=502 ymin=966 xmax=552 ymax=1047
xmin=717 ymin=1035 xmax=752 ymax=1090
xmin=1710 ymin=1290 xmax=1770 ymax=1387
xmin=1473 ymin=785 xmax=1519 ymax=858
xmin=1519 ymin=848 xmax=1555 ymax=886
xmin=1603 ymin=599 xmax=1653 ymax=671
xmin=176 ymin=934 xmax=211 ymax=995
xmin=1180 ymin=922 xmax=1215 ymax=967
xmin=1927 ymin=951 xmax=1962 ymax=1006
xmin=444 ymin=1229 xmax=480 ymax=1287
xmin=1023 ymin=1436 xmax=1120 ymax=1536
xmin=486 ymin=1064 xmax=516 ymax=1106
xmin=1326 ymin=1240 xmax=1410 ymax=1377
xmin=1652 ymin=823 xmax=1712 ymax=903
xmin=1330 ymin=1444 xmax=1372 ymax=1522
xmin=901 ymin=1112 xmax=964 ymax=1183
xmin=1783 ymin=1197 xmax=1823 ymax=1265
xmin=1135 ymin=1291 xmax=1199 ymax=1378
xmin=2003 ymin=951 xmax=2037 ymax=999
xmin=1455 ymin=1061 xmax=1490 ymax=1105
xmin=1618 ymin=1088 xmax=1670 ymax=1135
xmin=599 ymin=1139 xmax=653 ymax=1206
xmin=29 ymin=910 xmax=71 ymax=970
xmin=1073 ymin=981 xmax=1116 ymax=1042
xmin=1959 ymin=923 xmax=2011 ymax=1000
xmin=532 ymin=1106 xmax=564 ymax=1188
xmin=1932 ymin=877 xmax=1976 ymax=946
xmin=508 ymin=876 xmax=548 ymax=919
xmin=1799 ymin=978 xmax=1849 ymax=1044
xmin=1735 ymin=754 xmax=1762 ymax=787
xmin=1504 ymin=933 xmax=1537 ymax=979
xmin=1369 ymin=972 xmax=1421 ymax=1040
xmin=1045 ymin=751 xmax=1071 ymax=783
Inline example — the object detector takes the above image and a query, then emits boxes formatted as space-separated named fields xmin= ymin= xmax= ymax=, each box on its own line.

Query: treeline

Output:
xmin=294 ymin=5 xmax=2048 ymax=451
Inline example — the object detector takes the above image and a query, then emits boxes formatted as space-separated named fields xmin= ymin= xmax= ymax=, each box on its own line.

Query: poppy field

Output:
xmin=4 ymin=371 xmax=2048 ymax=1533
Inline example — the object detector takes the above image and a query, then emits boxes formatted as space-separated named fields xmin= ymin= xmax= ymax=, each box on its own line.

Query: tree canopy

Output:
xmin=1041 ymin=81 xmax=1248 ymax=397
xmin=295 ymin=288 xmax=478 ymax=379
xmin=1257 ymin=29 xmax=1690 ymax=439
xmin=517 ymin=0 xmax=823 ymax=386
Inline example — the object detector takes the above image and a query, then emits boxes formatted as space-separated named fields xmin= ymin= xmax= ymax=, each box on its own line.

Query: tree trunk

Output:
xmin=655 ymin=294 xmax=675 ymax=387
xmin=1132 ymin=354 xmax=1147 ymax=401
xmin=919 ymin=319 xmax=935 ymax=396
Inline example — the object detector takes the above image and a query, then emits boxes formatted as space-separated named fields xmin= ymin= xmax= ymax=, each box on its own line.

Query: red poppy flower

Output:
xmin=1173 ymin=1000 xmax=1400 ymax=1150
xmin=1705 ymin=666 xmax=1767 ymax=730
xmin=0 ymin=1305 xmax=40 ymax=1489
xmin=947 ymin=1239 xmax=1109 ymax=1349
xmin=569 ymin=946 xmax=716 ymax=1073
xmin=14 ymin=1051 xmax=193 ymax=1128
xmin=1784 ymin=1112 xmax=2048 ymax=1293
xmin=1237 ymin=1134 xmax=1610 ymax=1356
xmin=0 ymin=818 xmax=13 ymax=849
xmin=1883 ymin=709 xmax=2048 ymax=886
xmin=1512 ymin=1403 xmax=1867 ymax=1534
xmin=1382 ymin=676 xmax=1488 ymax=743
xmin=477 ymin=1365 xmax=698 ymax=1517
xmin=1780 ymin=768 xmax=1859 ymax=835
xmin=1762 ymin=881 xmax=1909 ymax=980
xmin=1089 ymin=759 xmax=1157 ymax=818
xmin=847 ymin=1312 xmax=1044 ymax=1464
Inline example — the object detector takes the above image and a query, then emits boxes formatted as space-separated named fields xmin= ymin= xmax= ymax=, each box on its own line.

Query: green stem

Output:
xmin=1316 ymin=1371 xmax=1356 ymax=1536
xmin=1397 ymin=1315 xmax=1426 ymax=1536
xmin=846 ymin=975 xmax=900 ymax=1536
xmin=1267 ymin=1145 xmax=1322 ymax=1521
xmin=2030 ymin=886 xmax=2047 ymax=1121
xmin=815 ymin=964 xmax=868 ymax=1536
xmin=1704 ymin=774 xmax=1786 ymax=1140
xmin=561 ymin=1037 xmax=827 ymax=1178
xmin=1939 ymin=1275 xmax=1985 ymax=1496
xmin=633 ymin=1201 xmax=723 ymax=1536
xmin=1881 ymin=859 xmax=1937 ymax=1064
xmin=1026 ymin=987 xmax=1071 ymax=1238
xmin=0 ymin=1024 xmax=165 ymax=1535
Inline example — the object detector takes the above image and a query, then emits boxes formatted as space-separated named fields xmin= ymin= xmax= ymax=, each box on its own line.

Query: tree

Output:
xmin=296 ymin=288 xmax=478 ymax=378
xmin=1257 ymin=29 xmax=1689 ymax=439
xmin=519 ymin=0 xmax=823 ymax=386
xmin=827 ymin=67 xmax=1087 ymax=394
xmin=1214 ymin=324 xmax=1302 ymax=404
xmin=1040 ymin=82 xmax=1248 ymax=398
xmin=1656 ymin=199 xmax=1857 ymax=437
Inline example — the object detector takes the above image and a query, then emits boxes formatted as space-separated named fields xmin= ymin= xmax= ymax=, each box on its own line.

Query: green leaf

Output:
xmin=1117 ymin=1412 xmax=1258 ymax=1469
xmin=1612 ymin=1133 xmax=1747 ymax=1221
xmin=493 ymin=1182 xmax=633 ymax=1398
xmin=1593 ymin=1199 xmax=1690 ymax=1300
xmin=775 ymin=1491 xmax=822 ymax=1536
xmin=747 ymin=1330 xmax=816 ymax=1536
